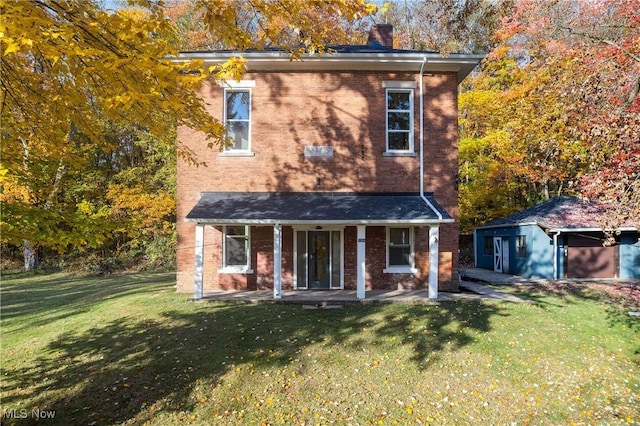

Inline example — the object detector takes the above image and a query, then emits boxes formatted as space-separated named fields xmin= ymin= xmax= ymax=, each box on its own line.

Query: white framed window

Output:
xmin=385 ymin=89 xmax=414 ymax=153
xmin=220 ymin=225 xmax=252 ymax=273
xmin=384 ymin=226 xmax=417 ymax=273
xmin=223 ymin=84 xmax=252 ymax=153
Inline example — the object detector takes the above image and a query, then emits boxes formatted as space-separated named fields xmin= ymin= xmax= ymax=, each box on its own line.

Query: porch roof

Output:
xmin=186 ymin=192 xmax=453 ymax=225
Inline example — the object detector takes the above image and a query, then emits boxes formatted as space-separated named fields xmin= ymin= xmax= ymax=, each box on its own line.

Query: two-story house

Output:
xmin=176 ymin=25 xmax=482 ymax=299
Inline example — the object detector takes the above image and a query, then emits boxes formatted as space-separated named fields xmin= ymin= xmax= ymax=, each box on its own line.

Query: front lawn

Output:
xmin=1 ymin=272 xmax=638 ymax=425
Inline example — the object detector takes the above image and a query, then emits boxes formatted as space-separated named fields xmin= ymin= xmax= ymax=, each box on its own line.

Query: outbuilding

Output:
xmin=473 ymin=196 xmax=640 ymax=280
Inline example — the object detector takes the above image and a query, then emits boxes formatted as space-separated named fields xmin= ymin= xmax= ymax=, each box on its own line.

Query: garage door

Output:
xmin=566 ymin=234 xmax=617 ymax=278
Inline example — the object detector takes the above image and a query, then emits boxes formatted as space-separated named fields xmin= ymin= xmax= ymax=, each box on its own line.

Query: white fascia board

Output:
xmin=186 ymin=218 xmax=455 ymax=225
xmin=474 ymin=222 xmax=539 ymax=231
xmin=547 ymin=226 xmax=638 ymax=233
xmin=174 ymin=51 xmax=483 ymax=81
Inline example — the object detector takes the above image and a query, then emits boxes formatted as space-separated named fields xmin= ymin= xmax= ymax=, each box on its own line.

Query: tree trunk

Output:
xmin=23 ymin=240 xmax=38 ymax=271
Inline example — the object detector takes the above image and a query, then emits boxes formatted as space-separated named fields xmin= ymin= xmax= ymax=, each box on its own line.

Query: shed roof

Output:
xmin=476 ymin=196 xmax=636 ymax=231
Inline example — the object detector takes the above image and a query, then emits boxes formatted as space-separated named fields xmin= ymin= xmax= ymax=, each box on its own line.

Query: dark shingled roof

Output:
xmin=186 ymin=192 xmax=451 ymax=224
xmin=477 ymin=196 xmax=614 ymax=230
xmin=179 ymin=44 xmax=439 ymax=56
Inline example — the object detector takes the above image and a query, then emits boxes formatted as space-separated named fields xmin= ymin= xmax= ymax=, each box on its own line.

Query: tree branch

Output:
xmin=560 ymin=25 xmax=640 ymax=63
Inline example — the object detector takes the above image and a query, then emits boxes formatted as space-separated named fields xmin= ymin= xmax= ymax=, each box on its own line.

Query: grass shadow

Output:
xmin=1 ymin=272 xmax=508 ymax=424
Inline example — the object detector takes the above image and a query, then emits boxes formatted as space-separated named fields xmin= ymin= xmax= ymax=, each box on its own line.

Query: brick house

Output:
xmin=176 ymin=25 xmax=482 ymax=299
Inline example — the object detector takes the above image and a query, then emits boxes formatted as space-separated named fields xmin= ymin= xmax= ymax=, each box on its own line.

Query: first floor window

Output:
xmin=387 ymin=227 xmax=414 ymax=269
xmin=516 ymin=235 xmax=527 ymax=258
xmin=223 ymin=225 xmax=250 ymax=269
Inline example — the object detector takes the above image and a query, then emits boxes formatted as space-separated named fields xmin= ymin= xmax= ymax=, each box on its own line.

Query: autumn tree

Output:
xmin=164 ymin=0 xmax=376 ymax=52
xmin=384 ymin=0 xmax=513 ymax=53
xmin=492 ymin=0 xmax=639 ymax=230
xmin=0 ymin=0 xmax=378 ymax=269
xmin=459 ymin=0 xmax=639 ymax=235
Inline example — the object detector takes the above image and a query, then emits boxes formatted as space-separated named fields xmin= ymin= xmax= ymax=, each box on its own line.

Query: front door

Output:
xmin=296 ymin=230 xmax=342 ymax=289
xmin=308 ymin=231 xmax=330 ymax=289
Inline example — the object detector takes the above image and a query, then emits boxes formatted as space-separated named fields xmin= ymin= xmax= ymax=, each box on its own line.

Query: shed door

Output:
xmin=566 ymin=234 xmax=617 ymax=278
xmin=493 ymin=237 xmax=503 ymax=273
xmin=502 ymin=238 xmax=510 ymax=274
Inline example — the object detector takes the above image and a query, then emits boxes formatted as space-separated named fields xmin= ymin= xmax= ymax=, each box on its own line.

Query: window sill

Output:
xmin=383 ymin=152 xmax=417 ymax=157
xmin=219 ymin=151 xmax=255 ymax=157
xmin=383 ymin=267 xmax=418 ymax=274
xmin=218 ymin=268 xmax=254 ymax=274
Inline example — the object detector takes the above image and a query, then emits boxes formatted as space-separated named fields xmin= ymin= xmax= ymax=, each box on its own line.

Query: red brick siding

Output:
xmin=176 ymin=70 xmax=460 ymax=292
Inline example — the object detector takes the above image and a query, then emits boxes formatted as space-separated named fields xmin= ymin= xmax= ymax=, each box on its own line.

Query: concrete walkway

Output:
xmin=462 ymin=267 xmax=550 ymax=285
xmin=194 ymin=275 xmax=527 ymax=305
xmin=462 ymin=267 xmax=639 ymax=285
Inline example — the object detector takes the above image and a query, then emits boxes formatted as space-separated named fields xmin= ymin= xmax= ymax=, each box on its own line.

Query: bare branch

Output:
xmin=560 ymin=25 xmax=640 ymax=63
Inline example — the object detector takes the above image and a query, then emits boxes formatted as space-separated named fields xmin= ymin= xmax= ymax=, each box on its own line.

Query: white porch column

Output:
xmin=428 ymin=225 xmax=440 ymax=299
xmin=273 ymin=223 xmax=282 ymax=300
xmin=194 ymin=224 xmax=204 ymax=300
xmin=356 ymin=225 xmax=366 ymax=299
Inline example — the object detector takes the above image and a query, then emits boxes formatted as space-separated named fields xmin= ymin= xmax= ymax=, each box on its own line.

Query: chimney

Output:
xmin=367 ymin=24 xmax=393 ymax=49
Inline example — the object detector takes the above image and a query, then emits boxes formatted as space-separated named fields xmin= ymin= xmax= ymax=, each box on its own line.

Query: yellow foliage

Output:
xmin=0 ymin=0 xmax=377 ymax=248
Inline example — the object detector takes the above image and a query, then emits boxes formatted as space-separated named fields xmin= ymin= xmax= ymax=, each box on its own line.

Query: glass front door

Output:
xmin=296 ymin=230 xmax=342 ymax=289
xmin=308 ymin=231 xmax=330 ymax=289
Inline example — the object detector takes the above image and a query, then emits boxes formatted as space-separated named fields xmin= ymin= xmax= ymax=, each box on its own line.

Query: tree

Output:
xmin=459 ymin=0 xmax=639 ymax=236
xmin=458 ymin=51 xmax=590 ymax=233
xmin=494 ymin=0 xmax=640 ymax=233
xmin=383 ymin=0 xmax=513 ymax=53
xmin=0 ymin=0 xmax=378 ymax=269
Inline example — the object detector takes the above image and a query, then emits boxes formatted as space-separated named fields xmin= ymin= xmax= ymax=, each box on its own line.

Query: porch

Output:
xmin=191 ymin=281 xmax=527 ymax=304
xmin=187 ymin=192 xmax=454 ymax=301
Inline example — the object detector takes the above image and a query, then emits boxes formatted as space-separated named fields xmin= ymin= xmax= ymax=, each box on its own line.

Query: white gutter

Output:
xmin=419 ymin=56 xmax=443 ymax=220
xmin=174 ymin=51 xmax=483 ymax=81
xmin=548 ymin=226 xmax=638 ymax=233
xmin=185 ymin=218 xmax=453 ymax=225
xmin=475 ymin=222 xmax=540 ymax=231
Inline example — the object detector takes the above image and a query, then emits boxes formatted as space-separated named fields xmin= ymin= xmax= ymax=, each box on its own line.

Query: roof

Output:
xmin=180 ymin=44 xmax=440 ymax=56
xmin=175 ymin=46 xmax=484 ymax=82
xmin=186 ymin=192 xmax=453 ymax=225
xmin=476 ymin=196 xmax=636 ymax=231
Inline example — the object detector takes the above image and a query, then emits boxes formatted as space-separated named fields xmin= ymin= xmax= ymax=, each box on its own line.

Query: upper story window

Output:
xmin=385 ymin=85 xmax=414 ymax=153
xmin=224 ymin=89 xmax=251 ymax=151
xmin=221 ymin=80 xmax=255 ymax=155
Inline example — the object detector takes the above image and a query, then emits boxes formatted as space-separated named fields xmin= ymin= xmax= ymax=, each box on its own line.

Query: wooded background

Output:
xmin=1 ymin=0 xmax=638 ymax=271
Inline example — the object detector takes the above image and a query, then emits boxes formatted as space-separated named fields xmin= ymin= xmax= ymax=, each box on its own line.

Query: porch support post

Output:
xmin=356 ymin=225 xmax=366 ymax=299
xmin=273 ymin=223 xmax=282 ymax=300
xmin=194 ymin=224 xmax=204 ymax=300
xmin=428 ymin=225 xmax=439 ymax=299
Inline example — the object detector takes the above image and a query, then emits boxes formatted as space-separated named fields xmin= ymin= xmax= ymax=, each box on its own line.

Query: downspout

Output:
xmin=552 ymin=231 xmax=560 ymax=280
xmin=419 ymin=56 xmax=442 ymax=220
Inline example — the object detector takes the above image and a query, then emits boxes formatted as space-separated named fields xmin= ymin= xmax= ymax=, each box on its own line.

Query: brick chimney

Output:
xmin=367 ymin=24 xmax=393 ymax=49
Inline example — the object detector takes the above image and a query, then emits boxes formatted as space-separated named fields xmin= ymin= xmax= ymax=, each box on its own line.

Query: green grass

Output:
xmin=1 ymin=272 xmax=638 ymax=425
